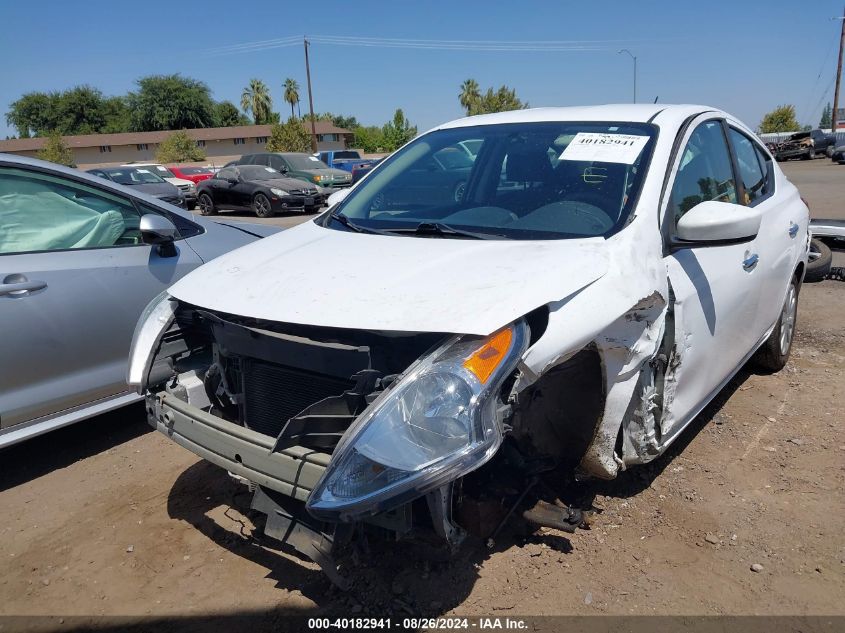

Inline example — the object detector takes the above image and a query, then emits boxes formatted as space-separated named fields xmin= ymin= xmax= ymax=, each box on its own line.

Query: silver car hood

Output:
xmin=168 ymin=220 xmax=609 ymax=335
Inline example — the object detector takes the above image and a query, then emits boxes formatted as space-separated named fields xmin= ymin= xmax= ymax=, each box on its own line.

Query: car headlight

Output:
xmin=312 ymin=175 xmax=323 ymax=183
xmin=306 ymin=320 xmax=528 ymax=522
xmin=270 ymin=188 xmax=289 ymax=196
xmin=126 ymin=291 xmax=176 ymax=391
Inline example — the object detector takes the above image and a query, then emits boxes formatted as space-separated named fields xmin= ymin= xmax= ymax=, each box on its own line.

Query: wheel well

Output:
xmin=794 ymin=261 xmax=805 ymax=287
xmin=509 ymin=346 xmax=605 ymax=471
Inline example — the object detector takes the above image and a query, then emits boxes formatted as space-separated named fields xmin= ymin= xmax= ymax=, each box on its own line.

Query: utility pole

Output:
xmin=832 ymin=10 xmax=845 ymax=132
xmin=304 ymin=37 xmax=318 ymax=153
xmin=618 ymin=49 xmax=637 ymax=103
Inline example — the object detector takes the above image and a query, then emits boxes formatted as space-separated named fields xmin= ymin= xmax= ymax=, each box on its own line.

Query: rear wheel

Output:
xmin=252 ymin=193 xmax=274 ymax=218
xmin=805 ymin=238 xmax=832 ymax=282
xmin=753 ymin=277 xmax=798 ymax=372
xmin=198 ymin=193 xmax=217 ymax=216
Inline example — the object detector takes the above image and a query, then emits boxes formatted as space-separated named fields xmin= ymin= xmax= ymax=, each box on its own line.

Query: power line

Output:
xmin=201 ymin=34 xmax=649 ymax=57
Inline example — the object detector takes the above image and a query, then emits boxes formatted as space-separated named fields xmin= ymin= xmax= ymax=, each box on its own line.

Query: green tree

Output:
xmin=128 ymin=75 xmax=216 ymax=132
xmin=354 ymin=125 xmax=385 ymax=153
xmin=6 ymin=92 xmax=55 ymax=137
xmin=155 ymin=130 xmax=206 ymax=163
xmin=36 ymin=131 xmax=75 ymax=166
xmin=459 ymin=79 xmax=481 ymax=116
xmin=473 ymin=85 xmax=526 ymax=115
xmin=381 ymin=108 xmax=417 ymax=151
xmin=266 ymin=117 xmax=311 ymax=153
xmin=759 ymin=105 xmax=800 ymax=134
xmin=53 ymin=85 xmax=106 ymax=134
xmin=241 ymin=79 xmax=273 ymax=125
xmin=102 ymin=96 xmax=131 ymax=133
xmin=819 ymin=102 xmax=832 ymax=129
xmin=214 ymin=101 xmax=249 ymax=127
xmin=283 ymin=78 xmax=300 ymax=119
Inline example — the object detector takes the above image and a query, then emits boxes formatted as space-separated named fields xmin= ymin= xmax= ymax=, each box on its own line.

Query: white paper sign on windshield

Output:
xmin=559 ymin=133 xmax=649 ymax=164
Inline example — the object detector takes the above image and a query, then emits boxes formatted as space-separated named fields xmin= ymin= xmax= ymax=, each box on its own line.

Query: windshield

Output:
xmin=106 ymin=168 xmax=166 ymax=185
xmin=286 ymin=154 xmax=330 ymax=170
xmin=238 ymin=165 xmax=284 ymax=181
xmin=331 ymin=121 xmax=657 ymax=240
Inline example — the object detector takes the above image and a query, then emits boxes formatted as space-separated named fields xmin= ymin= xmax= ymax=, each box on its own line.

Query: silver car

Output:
xmin=0 ymin=154 xmax=276 ymax=447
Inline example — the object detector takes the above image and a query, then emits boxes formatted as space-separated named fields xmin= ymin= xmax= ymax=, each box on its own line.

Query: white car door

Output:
xmin=0 ymin=164 xmax=203 ymax=429
xmin=725 ymin=124 xmax=804 ymax=336
xmin=659 ymin=117 xmax=764 ymax=441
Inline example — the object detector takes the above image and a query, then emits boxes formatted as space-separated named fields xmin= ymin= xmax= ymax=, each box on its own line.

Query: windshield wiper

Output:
xmin=408 ymin=222 xmax=506 ymax=240
xmin=327 ymin=212 xmax=394 ymax=236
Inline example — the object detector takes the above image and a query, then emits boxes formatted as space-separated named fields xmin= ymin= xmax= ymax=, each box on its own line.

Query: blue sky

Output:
xmin=1 ymin=0 xmax=843 ymax=137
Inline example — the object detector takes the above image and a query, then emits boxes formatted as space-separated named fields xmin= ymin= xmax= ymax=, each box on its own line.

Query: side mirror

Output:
xmin=326 ymin=188 xmax=351 ymax=208
xmin=140 ymin=214 xmax=178 ymax=257
xmin=675 ymin=200 xmax=762 ymax=244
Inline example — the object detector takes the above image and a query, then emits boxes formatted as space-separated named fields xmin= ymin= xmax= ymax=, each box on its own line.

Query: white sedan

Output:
xmin=129 ymin=104 xmax=809 ymax=583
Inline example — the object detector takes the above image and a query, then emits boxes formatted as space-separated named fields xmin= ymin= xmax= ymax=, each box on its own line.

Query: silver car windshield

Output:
xmin=331 ymin=121 xmax=657 ymax=240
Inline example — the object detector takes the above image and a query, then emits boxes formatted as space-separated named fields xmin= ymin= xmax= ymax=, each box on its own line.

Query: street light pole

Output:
xmin=304 ymin=37 xmax=318 ymax=153
xmin=618 ymin=49 xmax=637 ymax=103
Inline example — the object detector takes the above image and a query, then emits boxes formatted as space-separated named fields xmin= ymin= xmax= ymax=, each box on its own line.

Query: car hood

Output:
xmin=252 ymin=177 xmax=318 ymax=191
xmin=168 ymin=221 xmax=609 ymax=335
xmin=131 ymin=182 xmax=181 ymax=197
xmin=299 ymin=168 xmax=351 ymax=179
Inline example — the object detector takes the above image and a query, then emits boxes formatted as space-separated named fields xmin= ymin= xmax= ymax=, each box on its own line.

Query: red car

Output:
xmin=168 ymin=165 xmax=214 ymax=184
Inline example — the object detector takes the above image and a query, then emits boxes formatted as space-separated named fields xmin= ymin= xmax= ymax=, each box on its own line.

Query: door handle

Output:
xmin=788 ymin=222 xmax=799 ymax=237
xmin=742 ymin=254 xmax=759 ymax=271
xmin=0 ymin=280 xmax=47 ymax=296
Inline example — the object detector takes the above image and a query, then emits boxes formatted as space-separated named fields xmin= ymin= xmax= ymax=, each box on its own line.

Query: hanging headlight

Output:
xmin=306 ymin=320 xmax=528 ymax=522
xmin=126 ymin=291 xmax=176 ymax=391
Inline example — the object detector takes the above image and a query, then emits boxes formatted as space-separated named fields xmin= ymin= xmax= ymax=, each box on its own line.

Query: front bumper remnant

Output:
xmin=147 ymin=392 xmax=330 ymax=501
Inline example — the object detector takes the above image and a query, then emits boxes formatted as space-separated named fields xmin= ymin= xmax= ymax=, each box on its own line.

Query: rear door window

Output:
xmin=728 ymin=128 xmax=767 ymax=205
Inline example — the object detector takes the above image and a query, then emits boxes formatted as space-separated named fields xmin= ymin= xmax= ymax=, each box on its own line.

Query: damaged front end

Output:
xmin=130 ymin=294 xmax=576 ymax=585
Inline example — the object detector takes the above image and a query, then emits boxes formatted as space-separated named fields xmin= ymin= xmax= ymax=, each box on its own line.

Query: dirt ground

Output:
xmin=1 ymin=161 xmax=843 ymax=627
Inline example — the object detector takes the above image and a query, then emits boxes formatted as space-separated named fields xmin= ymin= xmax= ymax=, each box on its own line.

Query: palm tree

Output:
xmin=241 ymin=79 xmax=272 ymax=124
xmin=283 ymin=78 xmax=300 ymax=119
xmin=459 ymin=79 xmax=480 ymax=116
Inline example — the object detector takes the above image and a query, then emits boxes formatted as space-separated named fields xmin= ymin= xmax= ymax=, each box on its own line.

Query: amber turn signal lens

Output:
xmin=463 ymin=327 xmax=513 ymax=385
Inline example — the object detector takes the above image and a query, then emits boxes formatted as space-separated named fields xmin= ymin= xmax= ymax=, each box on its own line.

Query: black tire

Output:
xmin=826 ymin=145 xmax=834 ymax=158
xmin=252 ymin=193 xmax=274 ymax=218
xmin=804 ymin=149 xmax=815 ymax=160
xmin=753 ymin=277 xmax=799 ymax=372
xmin=454 ymin=181 xmax=466 ymax=202
xmin=197 ymin=193 xmax=217 ymax=216
xmin=805 ymin=238 xmax=833 ymax=283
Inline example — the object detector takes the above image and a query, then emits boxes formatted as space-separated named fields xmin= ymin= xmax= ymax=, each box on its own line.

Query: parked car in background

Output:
xmin=317 ymin=150 xmax=375 ymax=174
xmin=168 ymin=165 xmax=214 ymax=185
xmin=196 ymin=164 xmax=322 ymax=217
xmin=87 ymin=167 xmax=185 ymax=208
xmin=773 ymin=129 xmax=835 ymax=161
xmin=352 ymin=158 xmax=384 ymax=184
xmin=122 ymin=162 xmax=198 ymax=208
xmin=0 ymin=153 xmax=270 ymax=448
xmin=129 ymin=104 xmax=808 ymax=585
xmin=233 ymin=153 xmax=353 ymax=190
xmin=829 ymin=144 xmax=845 ymax=164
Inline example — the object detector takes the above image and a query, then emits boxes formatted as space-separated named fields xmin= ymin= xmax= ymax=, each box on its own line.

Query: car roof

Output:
xmin=432 ymin=104 xmax=722 ymax=133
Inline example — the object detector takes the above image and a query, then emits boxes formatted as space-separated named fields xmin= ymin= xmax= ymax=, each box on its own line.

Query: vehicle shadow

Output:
xmin=167 ymin=460 xmax=486 ymax=616
xmin=0 ymin=403 xmax=150 ymax=492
